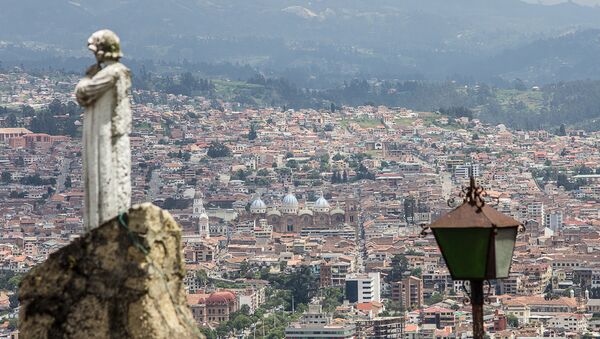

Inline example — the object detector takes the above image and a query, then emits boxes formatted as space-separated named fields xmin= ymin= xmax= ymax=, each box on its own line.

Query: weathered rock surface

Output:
xmin=19 ymin=203 xmax=200 ymax=339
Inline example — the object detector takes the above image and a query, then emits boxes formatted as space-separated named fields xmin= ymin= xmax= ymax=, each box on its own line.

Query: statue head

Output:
xmin=87 ymin=29 xmax=123 ymax=63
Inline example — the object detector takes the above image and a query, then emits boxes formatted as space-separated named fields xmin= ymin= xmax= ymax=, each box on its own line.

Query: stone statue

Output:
xmin=76 ymin=30 xmax=132 ymax=231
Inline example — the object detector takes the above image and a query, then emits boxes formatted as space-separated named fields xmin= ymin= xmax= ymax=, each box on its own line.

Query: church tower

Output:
xmin=193 ymin=190 xmax=210 ymax=238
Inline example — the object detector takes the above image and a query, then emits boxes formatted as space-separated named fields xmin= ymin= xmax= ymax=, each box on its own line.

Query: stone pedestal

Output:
xmin=19 ymin=203 xmax=200 ymax=339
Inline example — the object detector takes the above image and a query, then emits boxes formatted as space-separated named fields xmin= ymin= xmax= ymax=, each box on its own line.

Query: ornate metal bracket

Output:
xmin=446 ymin=175 xmax=487 ymax=212
xmin=461 ymin=281 xmax=472 ymax=305
xmin=463 ymin=176 xmax=486 ymax=211
xmin=484 ymin=280 xmax=493 ymax=305
xmin=518 ymin=223 xmax=527 ymax=234
xmin=460 ymin=280 xmax=493 ymax=306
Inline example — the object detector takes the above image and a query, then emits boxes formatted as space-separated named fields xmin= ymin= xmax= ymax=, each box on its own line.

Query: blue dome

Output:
xmin=282 ymin=193 xmax=299 ymax=207
xmin=315 ymin=196 xmax=330 ymax=209
xmin=250 ymin=198 xmax=267 ymax=209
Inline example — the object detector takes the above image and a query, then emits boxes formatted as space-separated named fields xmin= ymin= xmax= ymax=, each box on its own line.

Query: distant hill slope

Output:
xmin=3 ymin=0 xmax=600 ymax=83
xmin=473 ymin=29 xmax=600 ymax=83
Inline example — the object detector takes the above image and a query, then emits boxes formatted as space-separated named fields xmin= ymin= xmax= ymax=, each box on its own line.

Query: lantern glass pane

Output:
xmin=494 ymin=227 xmax=518 ymax=279
xmin=433 ymin=228 xmax=491 ymax=280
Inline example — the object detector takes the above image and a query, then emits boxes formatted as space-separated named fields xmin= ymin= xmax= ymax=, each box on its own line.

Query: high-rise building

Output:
xmin=345 ymin=272 xmax=381 ymax=303
xmin=356 ymin=317 xmax=404 ymax=339
xmin=454 ymin=163 xmax=480 ymax=179
xmin=391 ymin=276 xmax=423 ymax=310
xmin=544 ymin=210 xmax=563 ymax=231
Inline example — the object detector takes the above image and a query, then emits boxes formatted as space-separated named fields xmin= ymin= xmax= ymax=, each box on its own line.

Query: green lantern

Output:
xmin=429 ymin=177 xmax=521 ymax=280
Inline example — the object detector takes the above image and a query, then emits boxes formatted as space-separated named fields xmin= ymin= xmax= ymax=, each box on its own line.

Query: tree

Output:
xmin=5 ymin=113 xmax=17 ymax=127
xmin=248 ymin=124 xmax=258 ymax=140
xmin=48 ymin=98 xmax=64 ymax=114
xmin=512 ymin=78 xmax=527 ymax=91
xmin=321 ymin=287 xmax=344 ymax=312
xmin=199 ymin=328 xmax=217 ymax=339
xmin=232 ymin=169 xmax=249 ymax=181
xmin=387 ymin=254 xmax=408 ymax=283
xmin=354 ymin=164 xmax=375 ymax=181
xmin=7 ymin=319 xmax=17 ymax=331
xmin=257 ymin=168 xmax=270 ymax=177
xmin=332 ymin=153 xmax=344 ymax=161
xmin=207 ymin=141 xmax=231 ymax=158
xmin=1 ymin=172 xmax=11 ymax=183
xmin=239 ymin=261 xmax=251 ymax=278
xmin=267 ymin=265 xmax=318 ymax=306
xmin=386 ymin=300 xmax=404 ymax=313
xmin=557 ymin=174 xmax=577 ymax=191
xmin=196 ymin=269 xmax=208 ymax=287
xmin=20 ymin=174 xmax=55 ymax=186
xmin=8 ymin=293 xmax=18 ymax=309
xmin=506 ymin=314 xmax=519 ymax=328
xmin=404 ymin=197 xmax=416 ymax=224
xmin=286 ymin=159 xmax=298 ymax=169
xmin=410 ymin=267 xmax=422 ymax=277
xmin=558 ymin=123 xmax=567 ymax=136
xmin=425 ymin=292 xmax=444 ymax=305
xmin=21 ymin=105 xmax=35 ymax=117
xmin=331 ymin=171 xmax=340 ymax=184
xmin=578 ymin=166 xmax=594 ymax=175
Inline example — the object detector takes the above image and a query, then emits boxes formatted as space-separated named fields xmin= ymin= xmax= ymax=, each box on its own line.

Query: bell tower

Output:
xmin=193 ymin=190 xmax=210 ymax=238
xmin=345 ymin=198 xmax=359 ymax=226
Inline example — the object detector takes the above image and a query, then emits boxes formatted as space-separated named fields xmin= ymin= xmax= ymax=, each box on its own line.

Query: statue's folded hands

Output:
xmin=75 ymin=70 xmax=116 ymax=107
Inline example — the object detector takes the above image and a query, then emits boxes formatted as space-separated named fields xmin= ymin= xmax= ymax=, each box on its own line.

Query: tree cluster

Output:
xmin=137 ymin=71 xmax=215 ymax=97
xmin=330 ymin=170 xmax=348 ymax=183
xmin=438 ymin=106 xmax=474 ymax=119
xmin=20 ymin=174 xmax=56 ymax=186
xmin=248 ymin=124 xmax=258 ymax=140
xmin=160 ymin=198 xmax=192 ymax=210
xmin=354 ymin=164 xmax=375 ymax=181
xmin=207 ymin=141 xmax=231 ymax=158
xmin=167 ymin=150 xmax=191 ymax=161
xmin=28 ymin=99 xmax=80 ymax=137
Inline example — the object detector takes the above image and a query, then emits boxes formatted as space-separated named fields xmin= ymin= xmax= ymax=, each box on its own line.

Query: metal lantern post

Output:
xmin=427 ymin=176 xmax=521 ymax=339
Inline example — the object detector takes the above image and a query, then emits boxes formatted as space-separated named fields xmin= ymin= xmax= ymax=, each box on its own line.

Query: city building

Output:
xmin=391 ymin=276 xmax=423 ymax=310
xmin=285 ymin=305 xmax=356 ymax=339
xmin=345 ymin=272 xmax=381 ymax=304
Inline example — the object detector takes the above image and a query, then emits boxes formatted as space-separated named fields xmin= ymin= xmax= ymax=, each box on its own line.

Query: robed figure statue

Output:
xmin=75 ymin=30 xmax=132 ymax=231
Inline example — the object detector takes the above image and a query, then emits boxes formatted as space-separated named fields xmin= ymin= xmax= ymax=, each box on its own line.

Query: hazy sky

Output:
xmin=523 ymin=0 xmax=600 ymax=5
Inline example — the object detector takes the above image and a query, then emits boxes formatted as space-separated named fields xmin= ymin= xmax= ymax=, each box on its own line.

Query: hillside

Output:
xmin=3 ymin=0 xmax=600 ymax=84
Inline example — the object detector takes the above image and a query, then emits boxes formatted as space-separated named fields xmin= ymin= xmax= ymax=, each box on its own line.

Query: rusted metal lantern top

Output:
xmin=429 ymin=177 xmax=521 ymax=280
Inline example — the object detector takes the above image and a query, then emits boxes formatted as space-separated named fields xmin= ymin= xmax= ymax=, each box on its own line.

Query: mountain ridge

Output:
xmin=3 ymin=0 xmax=600 ymax=83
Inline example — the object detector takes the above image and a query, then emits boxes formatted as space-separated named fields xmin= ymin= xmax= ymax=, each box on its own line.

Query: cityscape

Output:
xmin=5 ymin=0 xmax=600 ymax=338
xmin=1 ymin=65 xmax=600 ymax=338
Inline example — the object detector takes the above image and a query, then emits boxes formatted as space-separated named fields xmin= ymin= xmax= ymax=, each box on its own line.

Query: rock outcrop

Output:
xmin=19 ymin=203 xmax=200 ymax=339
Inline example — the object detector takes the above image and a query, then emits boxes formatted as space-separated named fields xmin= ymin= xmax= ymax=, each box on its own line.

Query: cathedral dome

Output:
xmin=281 ymin=193 xmax=299 ymax=214
xmin=251 ymin=197 xmax=267 ymax=209
xmin=315 ymin=196 xmax=330 ymax=209
xmin=250 ymin=197 xmax=267 ymax=214
xmin=282 ymin=193 xmax=299 ymax=208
